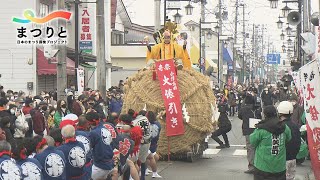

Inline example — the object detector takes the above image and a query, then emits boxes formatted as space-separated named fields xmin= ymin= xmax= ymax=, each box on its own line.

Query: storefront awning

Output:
xmin=37 ymin=48 xmax=75 ymax=75
xmin=223 ymin=47 xmax=233 ymax=64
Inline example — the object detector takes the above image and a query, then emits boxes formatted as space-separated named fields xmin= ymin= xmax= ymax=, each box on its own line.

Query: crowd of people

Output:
xmin=0 ymin=80 xmax=163 ymax=180
xmin=211 ymin=72 xmax=305 ymax=180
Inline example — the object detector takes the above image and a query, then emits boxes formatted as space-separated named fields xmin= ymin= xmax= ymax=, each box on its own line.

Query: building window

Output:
xmin=111 ymin=32 xmax=124 ymax=45
xmin=39 ymin=3 xmax=49 ymax=17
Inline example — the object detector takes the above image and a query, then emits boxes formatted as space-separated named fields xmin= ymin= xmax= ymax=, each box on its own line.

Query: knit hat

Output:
xmin=59 ymin=114 xmax=78 ymax=129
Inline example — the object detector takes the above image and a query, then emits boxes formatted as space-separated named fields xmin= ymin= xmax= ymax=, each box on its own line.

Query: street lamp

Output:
xmin=281 ymin=3 xmax=291 ymax=17
xmin=185 ymin=3 xmax=194 ymax=15
xmin=206 ymin=30 xmax=213 ymax=39
xmin=268 ymin=0 xmax=279 ymax=9
xmin=282 ymin=44 xmax=286 ymax=52
xmin=173 ymin=11 xmax=182 ymax=24
xmin=286 ymin=24 xmax=292 ymax=35
xmin=287 ymin=38 xmax=293 ymax=45
xmin=214 ymin=24 xmax=220 ymax=32
xmin=280 ymin=31 xmax=285 ymax=40
xmin=276 ymin=16 xmax=283 ymax=29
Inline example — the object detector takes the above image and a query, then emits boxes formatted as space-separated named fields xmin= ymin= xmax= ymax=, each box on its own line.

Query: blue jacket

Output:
xmin=109 ymin=98 xmax=123 ymax=114
xmin=17 ymin=157 xmax=44 ymax=180
xmin=89 ymin=122 xmax=115 ymax=170
xmin=57 ymin=141 xmax=86 ymax=180
xmin=114 ymin=134 xmax=134 ymax=169
xmin=76 ymin=130 xmax=92 ymax=164
xmin=150 ymin=121 xmax=161 ymax=153
xmin=35 ymin=146 xmax=66 ymax=180
xmin=0 ymin=155 xmax=22 ymax=180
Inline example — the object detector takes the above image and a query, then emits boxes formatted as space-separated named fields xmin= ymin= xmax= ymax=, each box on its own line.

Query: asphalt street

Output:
xmin=146 ymin=116 xmax=312 ymax=180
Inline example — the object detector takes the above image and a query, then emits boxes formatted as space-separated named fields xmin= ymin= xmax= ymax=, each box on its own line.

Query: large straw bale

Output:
xmin=122 ymin=69 xmax=216 ymax=156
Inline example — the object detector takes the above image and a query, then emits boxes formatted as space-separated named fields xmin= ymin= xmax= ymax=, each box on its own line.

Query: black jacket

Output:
xmin=238 ymin=104 xmax=262 ymax=135
xmin=291 ymin=104 xmax=304 ymax=127
xmin=218 ymin=113 xmax=231 ymax=128
xmin=261 ymin=91 xmax=274 ymax=106
xmin=284 ymin=118 xmax=301 ymax=160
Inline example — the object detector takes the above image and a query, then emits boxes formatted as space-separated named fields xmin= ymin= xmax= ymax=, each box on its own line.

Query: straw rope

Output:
xmin=122 ymin=69 xmax=217 ymax=156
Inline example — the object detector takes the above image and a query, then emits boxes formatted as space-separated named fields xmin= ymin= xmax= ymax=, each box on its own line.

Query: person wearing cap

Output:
xmin=250 ymin=105 xmax=291 ymax=180
xmin=34 ymin=135 xmax=67 ymax=180
xmin=57 ymin=125 xmax=87 ymax=180
xmin=0 ymin=140 xmax=22 ymax=179
xmin=277 ymin=101 xmax=301 ymax=180
xmin=13 ymin=139 xmax=43 ymax=180
xmin=289 ymin=94 xmax=304 ymax=127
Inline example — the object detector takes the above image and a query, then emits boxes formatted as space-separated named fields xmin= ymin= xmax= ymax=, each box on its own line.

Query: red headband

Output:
xmin=64 ymin=137 xmax=76 ymax=144
xmin=0 ymin=151 xmax=11 ymax=157
xmin=36 ymin=138 xmax=47 ymax=150
xmin=20 ymin=148 xmax=27 ymax=160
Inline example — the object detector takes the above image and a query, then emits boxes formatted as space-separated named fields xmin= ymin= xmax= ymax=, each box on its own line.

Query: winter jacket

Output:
xmin=218 ymin=113 xmax=231 ymax=128
xmin=32 ymin=110 xmax=46 ymax=136
xmin=283 ymin=118 xmax=301 ymax=160
xmin=227 ymin=93 xmax=237 ymax=107
xmin=54 ymin=110 xmax=70 ymax=128
xmin=109 ymin=98 xmax=123 ymax=115
xmin=14 ymin=111 xmax=29 ymax=138
xmin=238 ymin=104 xmax=262 ymax=135
xmin=93 ymin=103 xmax=106 ymax=120
xmin=281 ymin=74 xmax=293 ymax=87
xmin=261 ymin=90 xmax=274 ymax=106
xmin=250 ymin=117 xmax=291 ymax=173
xmin=72 ymin=101 xmax=83 ymax=117
xmin=291 ymin=104 xmax=304 ymax=127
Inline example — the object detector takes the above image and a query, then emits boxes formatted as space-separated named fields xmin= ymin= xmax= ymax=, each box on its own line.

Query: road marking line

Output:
xmin=233 ymin=149 xmax=247 ymax=156
xmin=203 ymin=149 xmax=221 ymax=155
xmin=209 ymin=144 xmax=246 ymax=147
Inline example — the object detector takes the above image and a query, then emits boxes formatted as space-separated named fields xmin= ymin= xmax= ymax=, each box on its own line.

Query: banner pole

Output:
xmin=167 ymin=136 xmax=171 ymax=162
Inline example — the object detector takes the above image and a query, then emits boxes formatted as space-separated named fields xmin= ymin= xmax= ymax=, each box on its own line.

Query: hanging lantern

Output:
xmin=269 ymin=0 xmax=279 ymax=9
xmin=286 ymin=25 xmax=292 ymax=35
xmin=287 ymin=38 xmax=292 ymax=46
xmin=214 ymin=24 xmax=220 ymax=32
xmin=281 ymin=3 xmax=291 ymax=18
xmin=173 ymin=11 xmax=182 ymax=24
xmin=185 ymin=3 xmax=194 ymax=15
xmin=280 ymin=32 xmax=285 ymax=40
xmin=282 ymin=44 xmax=286 ymax=52
xmin=276 ymin=18 xmax=283 ymax=29
xmin=206 ymin=30 xmax=213 ymax=40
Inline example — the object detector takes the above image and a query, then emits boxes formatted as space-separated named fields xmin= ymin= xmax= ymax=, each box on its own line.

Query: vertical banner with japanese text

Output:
xmin=80 ymin=7 xmax=93 ymax=54
xmin=155 ymin=59 xmax=185 ymax=137
xmin=77 ymin=68 xmax=85 ymax=95
xmin=299 ymin=60 xmax=320 ymax=179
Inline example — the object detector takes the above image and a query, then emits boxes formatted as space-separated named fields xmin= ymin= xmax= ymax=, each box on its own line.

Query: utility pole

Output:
xmin=261 ymin=24 xmax=264 ymax=83
xmin=57 ymin=0 xmax=67 ymax=101
xmin=218 ymin=0 xmax=223 ymax=88
xmin=74 ymin=0 xmax=80 ymax=91
xmin=252 ymin=24 xmax=255 ymax=83
xmin=200 ymin=0 xmax=206 ymax=74
xmin=233 ymin=0 xmax=239 ymax=85
xmin=241 ymin=4 xmax=245 ymax=84
xmin=96 ymin=0 xmax=106 ymax=100
xmin=154 ymin=0 xmax=161 ymax=32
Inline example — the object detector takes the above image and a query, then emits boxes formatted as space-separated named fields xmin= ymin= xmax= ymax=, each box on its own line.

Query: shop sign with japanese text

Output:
xmin=12 ymin=10 xmax=71 ymax=45
xmin=79 ymin=7 xmax=93 ymax=54
xmin=299 ymin=60 xmax=320 ymax=179
xmin=155 ymin=59 xmax=185 ymax=137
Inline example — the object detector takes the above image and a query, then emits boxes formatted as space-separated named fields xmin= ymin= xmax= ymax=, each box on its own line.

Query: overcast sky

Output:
xmin=123 ymin=0 xmax=319 ymax=53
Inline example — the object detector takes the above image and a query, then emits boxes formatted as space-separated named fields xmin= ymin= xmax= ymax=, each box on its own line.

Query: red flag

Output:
xmin=155 ymin=59 xmax=185 ymax=137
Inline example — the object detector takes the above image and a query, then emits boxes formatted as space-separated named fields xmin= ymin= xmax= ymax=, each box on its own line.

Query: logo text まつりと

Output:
xmin=12 ymin=9 xmax=71 ymax=45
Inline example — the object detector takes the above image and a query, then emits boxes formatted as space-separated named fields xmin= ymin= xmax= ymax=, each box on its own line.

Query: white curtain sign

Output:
xmin=77 ymin=68 xmax=85 ymax=94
